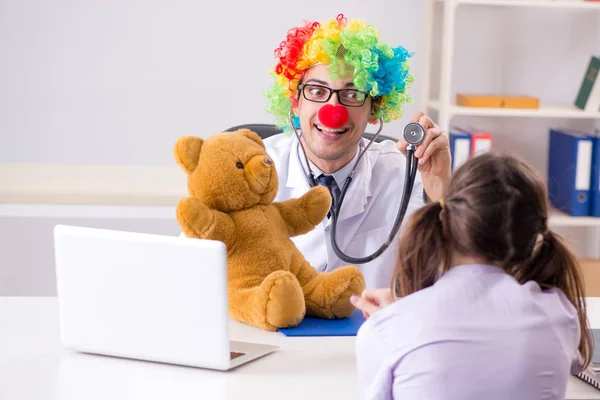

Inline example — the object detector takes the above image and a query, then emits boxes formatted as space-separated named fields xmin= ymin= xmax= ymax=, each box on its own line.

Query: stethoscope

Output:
xmin=289 ymin=105 xmax=425 ymax=264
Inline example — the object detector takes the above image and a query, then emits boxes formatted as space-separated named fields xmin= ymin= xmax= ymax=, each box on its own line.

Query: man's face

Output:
xmin=293 ymin=64 xmax=377 ymax=173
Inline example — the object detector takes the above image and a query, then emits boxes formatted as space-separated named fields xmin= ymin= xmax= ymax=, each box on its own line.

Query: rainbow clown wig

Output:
xmin=265 ymin=14 xmax=414 ymax=132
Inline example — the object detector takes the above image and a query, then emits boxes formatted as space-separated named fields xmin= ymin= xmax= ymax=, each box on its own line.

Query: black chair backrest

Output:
xmin=225 ymin=123 xmax=397 ymax=143
xmin=225 ymin=124 xmax=284 ymax=140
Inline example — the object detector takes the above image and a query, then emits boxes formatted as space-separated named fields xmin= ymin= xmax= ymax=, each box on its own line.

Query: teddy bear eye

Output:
xmin=236 ymin=162 xmax=244 ymax=169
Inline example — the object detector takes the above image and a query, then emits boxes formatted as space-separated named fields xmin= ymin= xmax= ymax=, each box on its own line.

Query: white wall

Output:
xmin=0 ymin=0 xmax=426 ymax=166
xmin=1 ymin=1 xmax=599 ymax=295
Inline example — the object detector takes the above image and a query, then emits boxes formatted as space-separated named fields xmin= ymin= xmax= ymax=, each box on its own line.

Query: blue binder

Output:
xmin=449 ymin=131 xmax=472 ymax=172
xmin=591 ymin=134 xmax=600 ymax=217
xmin=278 ymin=309 xmax=366 ymax=337
xmin=547 ymin=128 xmax=594 ymax=216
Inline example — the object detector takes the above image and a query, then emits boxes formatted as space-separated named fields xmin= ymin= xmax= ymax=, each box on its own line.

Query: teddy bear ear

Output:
xmin=173 ymin=136 xmax=204 ymax=174
xmin=236 ymin=129 xmax=265 ymax=149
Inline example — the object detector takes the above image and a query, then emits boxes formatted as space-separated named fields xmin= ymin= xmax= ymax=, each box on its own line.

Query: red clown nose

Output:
xmin=318 ymin=104 xmax=349 ymax=129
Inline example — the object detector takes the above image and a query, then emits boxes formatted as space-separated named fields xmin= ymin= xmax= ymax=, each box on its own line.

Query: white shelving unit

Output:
xmin=420 ymin=0 xmax=600 ymax=234
xmin=421 ymin=0 xmax=600 ymax=133
xmin=419 ymin=0 xmax=600 ymax=261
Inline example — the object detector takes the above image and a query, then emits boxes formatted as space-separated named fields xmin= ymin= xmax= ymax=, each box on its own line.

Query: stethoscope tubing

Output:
xmin=288 ymin=108 xmax=421 ymax=264
xmin=330 ymin=146 xmax=419 ymax=263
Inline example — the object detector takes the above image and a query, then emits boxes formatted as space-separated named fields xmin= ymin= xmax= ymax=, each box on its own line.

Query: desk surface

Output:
xmin=1 ymin=297 xmax=599 ymax=400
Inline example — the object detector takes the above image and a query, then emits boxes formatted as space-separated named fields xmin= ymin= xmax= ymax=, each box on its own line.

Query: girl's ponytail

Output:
xmin=519 ymin=230 xmax=592 ymax=369
xmin=393 ymin=201 xmax=447 ymax=298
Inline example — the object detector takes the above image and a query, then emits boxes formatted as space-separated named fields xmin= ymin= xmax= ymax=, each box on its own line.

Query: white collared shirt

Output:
xmin=304 ymin=143 xmax=360 ymax=188
xmin=264 ymin=133 xmax=425 ymax=289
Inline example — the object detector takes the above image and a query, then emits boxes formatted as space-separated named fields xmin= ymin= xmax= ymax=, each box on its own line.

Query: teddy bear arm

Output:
xmin=177 ymin=197 xmax=236 ymax=249
xmin=206 ymin=211 xmax=237 ymax=249
xmin=272 ymin=199 xmax=318 ymax=237
xmin=277 ymin=186 xmax=332 ymax=236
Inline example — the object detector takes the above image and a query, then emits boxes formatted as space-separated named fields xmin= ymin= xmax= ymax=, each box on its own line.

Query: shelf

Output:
xmin=438 ymin=0 xmax=600 ymax=9
xmin=428 ymin=101 xmax=600 ymax=119
xmin=0 ymin=164 xmax=187 ymax=207
xmin=549 ymin=208 xmax=600 ymax=227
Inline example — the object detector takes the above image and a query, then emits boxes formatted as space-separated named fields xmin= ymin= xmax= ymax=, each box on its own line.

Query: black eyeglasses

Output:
xmin=299 ymin=84 xmax=368 ymax=107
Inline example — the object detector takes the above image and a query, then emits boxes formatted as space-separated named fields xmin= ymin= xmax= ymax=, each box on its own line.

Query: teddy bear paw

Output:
xmin=262 ymin=270 xmax=306 ymax=329
xmin=303 ymin=186 xmax=332 ymax=226
xmin=330 ymin=268 xmax=366 ymax=318
xmin=176 ymin=197 xmax=212 ymax=238
xmin=305 ymin=265 xmax=366 ymax=319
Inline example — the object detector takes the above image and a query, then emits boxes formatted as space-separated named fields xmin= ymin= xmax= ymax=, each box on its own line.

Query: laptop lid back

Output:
xmin=54 ymin=225 xmax=230 ymax=370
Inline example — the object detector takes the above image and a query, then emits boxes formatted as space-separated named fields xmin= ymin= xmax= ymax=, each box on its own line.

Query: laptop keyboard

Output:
xmin=230 ymin=351 xmax=245 ymax=360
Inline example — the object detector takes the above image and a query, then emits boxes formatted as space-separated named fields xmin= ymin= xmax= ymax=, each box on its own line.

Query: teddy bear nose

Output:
xmin=264 ymin=157 xmax=273 ymax=165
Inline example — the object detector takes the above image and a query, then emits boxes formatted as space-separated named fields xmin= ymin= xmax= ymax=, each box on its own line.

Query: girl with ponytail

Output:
xmin=351 ymin=152 xmax=593 ymax=400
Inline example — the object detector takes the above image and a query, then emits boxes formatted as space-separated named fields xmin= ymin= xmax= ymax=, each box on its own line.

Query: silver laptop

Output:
xmin=53 ymin=224 xmax=277 ymax=371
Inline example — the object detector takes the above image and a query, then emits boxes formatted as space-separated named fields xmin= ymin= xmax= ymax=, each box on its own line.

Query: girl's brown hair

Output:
xmin=393 ymin=152 xmax=592 ymax=368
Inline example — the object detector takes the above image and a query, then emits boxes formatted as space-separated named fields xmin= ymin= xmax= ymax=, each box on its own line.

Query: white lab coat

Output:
xmin=264 ymin=133 xmax=425 ymax=289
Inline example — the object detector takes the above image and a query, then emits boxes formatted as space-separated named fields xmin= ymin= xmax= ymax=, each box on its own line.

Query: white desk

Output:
xmin=1 ymin=297 xmax=599 ymax=400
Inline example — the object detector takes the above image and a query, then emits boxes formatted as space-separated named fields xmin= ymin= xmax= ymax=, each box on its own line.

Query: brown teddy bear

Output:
xmin=174 ymin=129 xmax=366 ymax=331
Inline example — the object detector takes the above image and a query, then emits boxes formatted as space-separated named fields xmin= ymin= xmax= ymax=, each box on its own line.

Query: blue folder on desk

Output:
xmin=278 ymin=310 xmax=366 ymax=337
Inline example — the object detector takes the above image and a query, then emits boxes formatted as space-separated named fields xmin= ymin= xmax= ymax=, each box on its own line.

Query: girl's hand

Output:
xmin=350 ymin=288 xmax=395 ymax=319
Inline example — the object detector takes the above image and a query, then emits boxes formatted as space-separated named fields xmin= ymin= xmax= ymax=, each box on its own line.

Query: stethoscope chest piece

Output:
xmin=403 ymin=122 xmax=425 ymax=148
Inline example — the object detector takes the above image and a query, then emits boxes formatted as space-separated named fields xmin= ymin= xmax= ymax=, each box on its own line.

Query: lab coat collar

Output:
xmin=287 ymin=136 xmax=373 ymax=222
